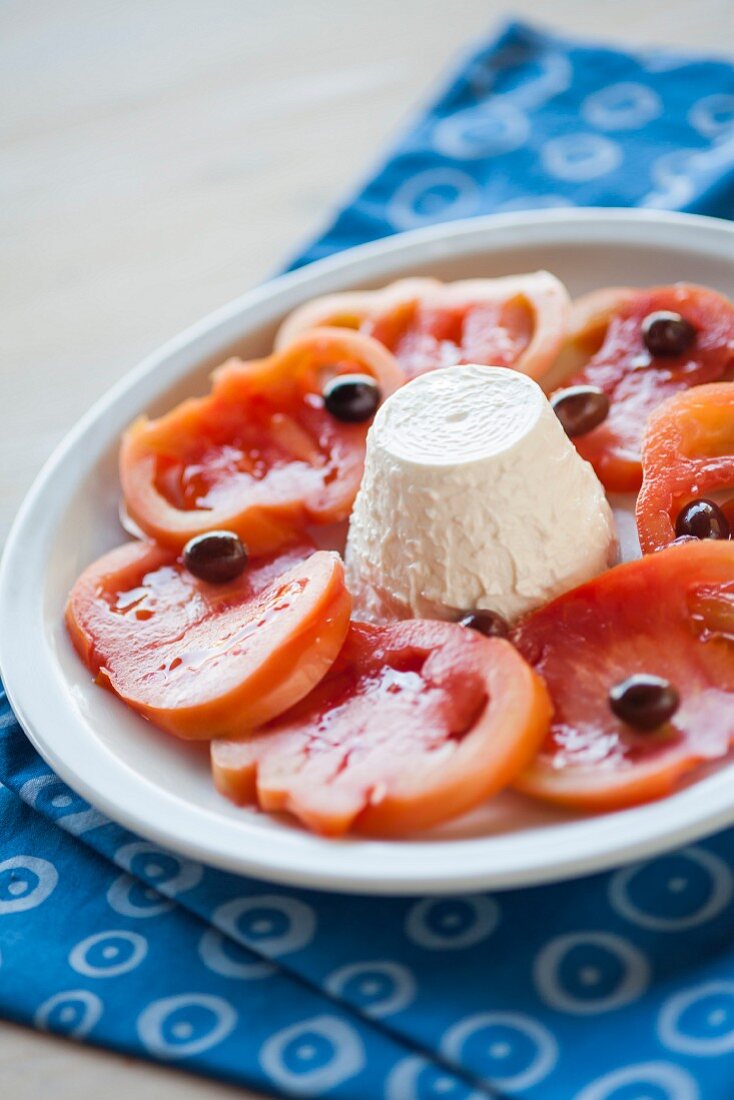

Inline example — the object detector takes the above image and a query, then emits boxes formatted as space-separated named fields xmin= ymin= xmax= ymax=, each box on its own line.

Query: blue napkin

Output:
xmin=3 ymin=20 xmax=734 ymax=1100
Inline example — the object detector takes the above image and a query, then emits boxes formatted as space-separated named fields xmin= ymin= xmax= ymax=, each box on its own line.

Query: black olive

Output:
xmin=674 ymin=499 xmax=730 ymax=542
xmin=609 ymin=674 xmax=680 ymax=731
xmin=183 ymin=531 xmax=248 ymax=583
xmin=641 ymin=311 xmax=696 ymax=357
xmin=550 ymin=386 xmax=610 ymax=438
xmin=323 ymin=374 xmax=381 ymax=423
xmin=458 ymin=611 xmax=510 ymax=638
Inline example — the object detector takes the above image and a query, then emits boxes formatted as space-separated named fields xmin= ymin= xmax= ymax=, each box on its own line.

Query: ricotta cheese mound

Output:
xmin=345 ymin=364 xmax=618 ymax=623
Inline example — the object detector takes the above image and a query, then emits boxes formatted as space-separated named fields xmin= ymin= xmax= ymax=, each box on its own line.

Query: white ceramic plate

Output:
xmin=3 ymin=209 xmax=734 ymax=896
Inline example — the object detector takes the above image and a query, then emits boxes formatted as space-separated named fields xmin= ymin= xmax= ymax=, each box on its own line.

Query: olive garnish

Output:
xmin=183 ymin=531 xmax=248 ymax=583
xmin=458 ymin=610 xmax=510 ymax=638
xmin=609 ymin=674 xmax=680 ymax=731
xmin=675 ymin=499 xmax=730 ymax=542
xmin=550 ymin=386 xmax=610 ymax=438
xmin=641 ymin=311 xmax=696 ymax=358
xmin=323 ymin=369 xmax=382 ymax=420
xmin=323 ymin=374 xmax=381 ymax=423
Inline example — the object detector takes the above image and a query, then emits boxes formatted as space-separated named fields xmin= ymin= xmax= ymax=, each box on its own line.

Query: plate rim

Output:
xmin=3 ymin=206 xmax=734 ymax=896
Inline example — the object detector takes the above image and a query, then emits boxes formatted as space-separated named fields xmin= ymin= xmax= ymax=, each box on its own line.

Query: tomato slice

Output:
xmin=120 ymin=327 xmax=404 ymax=553
xmin=275 ymin=272 xmax=570 ymax=382
xmin=512 ymin=541 xmax=734 ymax=811
xmin=637 ymin=383 xmax=734 ymax=552
xmin=547 ymin=284 xmax=734 ymax=492
xmin=65 ymin=539 xmax=352 ymax=740
xmin=211 ymin=620 xmax=551 ymax=836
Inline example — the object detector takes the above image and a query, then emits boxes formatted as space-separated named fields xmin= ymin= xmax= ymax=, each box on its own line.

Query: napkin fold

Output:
xmin=3 ymin=20 xmax=734 ymax=1100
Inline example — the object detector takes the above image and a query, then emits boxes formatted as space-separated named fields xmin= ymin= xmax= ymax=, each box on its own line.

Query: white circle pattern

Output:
xmin=19 ymin=775 xmax=109 ymax=836
xmin=609 ymin=846 xmax=733 ymax=931
xmin=35 ymin=990 xmax=103 ymax=1038
xmin=115 ymin=842 xmax=204 ymax=896
xmin=325 ymin=960 xmax=416 ymax=1018
xmin=659 ymin=981 xmax=734 ymax=1056
xmin=433 ymin=102 xmax=530 ymax=160
xmin=69 ymin=930 xmax=148 ymax=978
xmin=106 ymin=876 xmax=174 ymax=919
xmin=688 ymin=94 xmax=734 ymax=139
xmin=575 ymin=1060 xmax=699 ymax=1100
xmin=0 ymin=856 xmax=58 ymax=914
xmin=541 ymin=134 xmax=623 ymax=182
xmin=260 ymin=1015 xmax=365 ymax=1096
xmin=534 ymin=932 xmax=650 ymax=1014
xmin=581 ymin=82 xmax=662 ymax=131
xmin=385 ymin=1055 xmax=484 ymax=1100
xmin=643 ymin=148 xmax=698 ymax=208
xmin=211 ymin=895 xmax=316 ymax=959
xmin=639 ymin=49 xmax=693 ymax=73
xmin=468 ymin=46 xmax=572 ymax=110
xmin=405 ymin=896 xmax=499 ymax=950
xmin=198 ymin=928 xmax=275 ymax=981
xmin=644 ymin=134 xmax=734 ymax=209
xmin=138 ymin=994 xmax=236 ymax=1058
xmin=386 ymin=169 xmax=482 ymax=231
xmin=442 ymin=1011 xmax=558 ymax=1091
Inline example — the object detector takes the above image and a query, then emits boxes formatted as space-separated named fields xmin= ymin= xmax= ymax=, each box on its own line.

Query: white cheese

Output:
xmin=345 ymin=364 xmax=617 ymax=623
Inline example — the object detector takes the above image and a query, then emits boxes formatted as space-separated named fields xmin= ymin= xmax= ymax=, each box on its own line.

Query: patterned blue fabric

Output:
xmin=2 ymin=20 xmax=734 ymax=1100
xmin=291 ymin=20 xmax=734 ymax=268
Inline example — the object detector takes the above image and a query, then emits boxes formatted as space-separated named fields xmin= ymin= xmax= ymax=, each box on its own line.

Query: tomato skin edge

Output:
xmin=212 ymin=632 xmax=553 ymax=838
xmin=64 ymin=540 xmax=175 ymax=674
xmin=511 ymin=540 xmax=734 ymax=813
xmin=636 ymin=382 xmax=734 ymax=554
xmin=133 ymin=578 xmax=352 ymax=740
xmin=352 ymin=643 xmax=553 ymax=837
xmin=66 ymin=544 xmax=353 ymax=741
xmin=275 ymin=272 xmax=570 ymax=384
xmin=119 ymin=327 xmax=406 ymax=554
xmin=546 ymin=284 xmax=734 ymax=494
xmin=514 ymin=751 xmax=701 ymax=814
xmin=120 ymin=419 xmax=312 ymax=555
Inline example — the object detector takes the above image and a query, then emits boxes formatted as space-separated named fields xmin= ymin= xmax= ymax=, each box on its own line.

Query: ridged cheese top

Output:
xmin=372 ymin=364 xmax=545 ymax=466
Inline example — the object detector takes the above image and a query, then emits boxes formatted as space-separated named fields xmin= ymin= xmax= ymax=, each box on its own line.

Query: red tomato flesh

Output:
xmin=365 ymin=294 xmax=533 ymax=378
xmin=637 ymin=383 xmax=734 ymax=552
xmin=120 ymin=327 xmax=404 ymax=553
xmin=552 ymin=284 xmax=734 ymax=492
xmin=513 ymin=541 xmax=734 ymax=811
xmin=66 ymin=539 xmax=352 ymax=740
xmin=212 ymin=620 xmax=551 ymax=837
xmin=275 ymin=273 xmax=570 ymax=382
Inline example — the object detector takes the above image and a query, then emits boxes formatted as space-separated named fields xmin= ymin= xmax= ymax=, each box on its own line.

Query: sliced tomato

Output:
xmin=211 ymin=620 xmax=551 ymax=836
xmin=276 ymin=272 xmax=570 ymax=382
xmin=65 ymin=539 xmax=352 ymax=740
xmin=512 ymin=541 xmax=734 ymax=811
xmin=547 ymin=284 xmax=734 ymax=491
xmin=120 ymin=327 xmax=404 ymax=553
xmin=637 ymin=383 xmax=734 ymax=552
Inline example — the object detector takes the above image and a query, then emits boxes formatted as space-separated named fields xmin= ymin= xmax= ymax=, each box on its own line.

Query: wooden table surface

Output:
xmin=1 ymin=0 xmax=730 ymax=1095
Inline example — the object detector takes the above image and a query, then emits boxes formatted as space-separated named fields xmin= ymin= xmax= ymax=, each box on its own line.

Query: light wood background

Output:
xmin=1 ymin=1 xmax=730 ymax=1096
